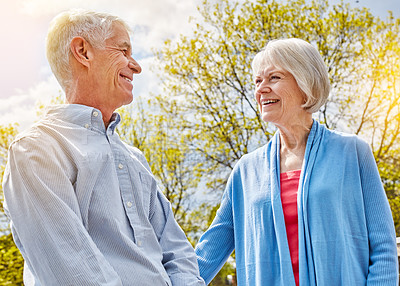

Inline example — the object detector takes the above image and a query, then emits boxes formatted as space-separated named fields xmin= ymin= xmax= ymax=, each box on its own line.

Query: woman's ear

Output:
xmin=70 ymin=36 xmax=92 ymax=67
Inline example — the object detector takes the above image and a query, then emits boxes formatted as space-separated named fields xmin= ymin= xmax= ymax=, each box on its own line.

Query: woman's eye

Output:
xmin=270 ymin=75 xmax=280 ymax=80
xmin=255 ymin=79 xmax=262 ymax=84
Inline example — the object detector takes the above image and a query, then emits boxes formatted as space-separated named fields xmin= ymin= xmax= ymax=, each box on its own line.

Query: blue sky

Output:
xmin=0 ymin=0 xmax=398 ymax=130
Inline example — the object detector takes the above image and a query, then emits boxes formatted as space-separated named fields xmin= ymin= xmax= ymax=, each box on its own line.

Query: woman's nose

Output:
xmin=256 ymin=84 xmax=272 ymax=93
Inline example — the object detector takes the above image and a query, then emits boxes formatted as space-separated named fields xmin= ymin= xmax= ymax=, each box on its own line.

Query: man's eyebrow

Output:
xmin=118 ymin=41 xmax=131 ymax=49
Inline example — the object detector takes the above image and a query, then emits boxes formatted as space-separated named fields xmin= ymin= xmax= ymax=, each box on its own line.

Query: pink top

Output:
xmin=280 ymin=169 xmax=301 ymax=286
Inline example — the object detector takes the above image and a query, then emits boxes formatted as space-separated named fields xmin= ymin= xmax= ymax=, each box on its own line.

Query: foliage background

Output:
xmin=0 ymin=0 xmax=399 ymax=284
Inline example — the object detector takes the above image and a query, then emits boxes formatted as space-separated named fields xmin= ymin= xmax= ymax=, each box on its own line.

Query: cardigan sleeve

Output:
xmin=357 ymin=140 xmax=398 ymax=285
xmin=195 ymin=179 xmax=235 ymax=285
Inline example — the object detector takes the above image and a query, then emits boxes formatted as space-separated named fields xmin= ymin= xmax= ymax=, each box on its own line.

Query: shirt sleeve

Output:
xmin=357 ymin=139 xmax=399 ymax=285
xmin=149 ymin=189 xmax=206 ymax=286
xmin=194 ymin=181 xmax=235 ymax=285
xmin=3 ymin=136 xmax=123 ymax=286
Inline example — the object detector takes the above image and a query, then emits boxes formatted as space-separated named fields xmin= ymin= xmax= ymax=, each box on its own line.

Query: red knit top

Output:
xmin=280 ymin=169 xmax=301 ymax=286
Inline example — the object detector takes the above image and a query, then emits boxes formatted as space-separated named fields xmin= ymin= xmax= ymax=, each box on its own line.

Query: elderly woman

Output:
xmin=195 ymin=38 xmax=398 ymax=285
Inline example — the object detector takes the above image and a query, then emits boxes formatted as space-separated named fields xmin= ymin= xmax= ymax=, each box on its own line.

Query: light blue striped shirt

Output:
xmin=3 ymin=104 xmax=205 ymax=286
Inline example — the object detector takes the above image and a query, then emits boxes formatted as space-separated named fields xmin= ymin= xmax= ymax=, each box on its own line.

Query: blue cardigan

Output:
xmin=195 ymin=120 xmax=398 ymax=285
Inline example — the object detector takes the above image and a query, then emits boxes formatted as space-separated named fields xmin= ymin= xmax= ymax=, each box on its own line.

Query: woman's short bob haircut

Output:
xmin=252 ymin=38 xmax=330 ymax=113
xmin=46 ymin=9 xmax=130 ymax=91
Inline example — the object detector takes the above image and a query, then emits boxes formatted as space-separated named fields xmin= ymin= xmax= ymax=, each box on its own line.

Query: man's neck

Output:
xmin=65 ymin=97 xmax=113 ymax=129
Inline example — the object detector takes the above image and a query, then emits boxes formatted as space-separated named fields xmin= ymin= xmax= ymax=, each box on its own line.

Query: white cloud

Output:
xmin=3 ymin=0 xmax=397 ymax=132
xmin=0 ymin=0 xmax=202 ymax=130
xmin=0 ymin=75 xmax=62 ymax=131
xmin=21 ymin=0 xmax=202 ymax=56
xmin=132 ymin=56 xmax=161 ymax=99
xmin=0 ymin=56 xmax=161 ymax=131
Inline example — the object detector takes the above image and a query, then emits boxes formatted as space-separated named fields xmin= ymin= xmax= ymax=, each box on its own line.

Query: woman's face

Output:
xmin=254 ymin=65 xmax=309 ymax=128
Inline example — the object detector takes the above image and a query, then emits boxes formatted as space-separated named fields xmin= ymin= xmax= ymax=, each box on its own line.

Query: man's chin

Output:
xmin=120 ymin=93 xmax=134 ymax=105
xmin=124 ymin=96 xmax=134 ymax=105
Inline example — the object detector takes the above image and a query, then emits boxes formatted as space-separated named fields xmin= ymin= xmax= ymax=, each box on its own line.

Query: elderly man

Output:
xmin=3 ymin=9 xmax=205 ymax=286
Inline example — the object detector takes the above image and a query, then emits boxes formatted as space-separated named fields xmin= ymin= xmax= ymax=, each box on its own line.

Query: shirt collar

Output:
xmin=44 ymin=104 xmax=121 ymax=134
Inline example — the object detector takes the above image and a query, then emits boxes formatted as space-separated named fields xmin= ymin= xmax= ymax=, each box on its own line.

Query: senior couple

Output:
xmin=3 ymin=9 xmax=398 ymax=286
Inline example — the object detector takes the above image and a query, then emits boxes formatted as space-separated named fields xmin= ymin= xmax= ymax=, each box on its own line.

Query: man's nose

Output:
xmin=128 ymin=58 xmax=142 ymax=74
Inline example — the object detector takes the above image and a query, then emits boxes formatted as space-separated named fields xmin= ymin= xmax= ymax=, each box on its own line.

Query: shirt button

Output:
xmin=137 ymin=240 xmax=142 ymax=247
xmin=126 ymin=201 xmax=133 ymax=208
xmin=84 ymin=124 xmax=90 ymax=129
xmin=118 ymin=163 xmax=124 ymax=169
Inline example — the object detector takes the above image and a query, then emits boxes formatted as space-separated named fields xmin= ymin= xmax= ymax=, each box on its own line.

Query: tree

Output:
xmin=0 ymin=234 xmax=24 ymax=285
xmin=0 ymin=124 xmax=19 ymax=232
xmin=0 ymin=124 xmax=23 ymax=284
xmin=1 ymin=1 xmax=398 ymax=284
xmin=156 ymin=0 xmax=397 ymax=196
xmin=152 ymin=0 xmax=399 ymax=282
xmin=349 ymin=14 xmax=400 ymax=234
xmin=155 ymin=0 xmax=399 ymax=216
xmin=117 ymin=100 xmax=204 ymax=239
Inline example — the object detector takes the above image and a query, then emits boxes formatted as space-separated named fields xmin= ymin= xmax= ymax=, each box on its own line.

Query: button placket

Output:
xmin=113 ymin=148 xmax=148 ymax=246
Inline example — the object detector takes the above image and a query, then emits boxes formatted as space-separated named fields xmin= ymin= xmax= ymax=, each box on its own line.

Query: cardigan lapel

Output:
xmin=269 ymin=131 xmax=297 ymax=285
xmin=297 ymin=120 xmax=326 ymax=286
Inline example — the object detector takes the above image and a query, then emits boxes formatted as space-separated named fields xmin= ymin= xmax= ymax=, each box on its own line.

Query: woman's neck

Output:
xmin=278 ymin=119 xmax=313 ymax=173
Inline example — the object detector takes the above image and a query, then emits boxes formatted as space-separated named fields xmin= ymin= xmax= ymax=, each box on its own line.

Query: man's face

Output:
xmin=90 ymin=23 xmax=141 ymax=112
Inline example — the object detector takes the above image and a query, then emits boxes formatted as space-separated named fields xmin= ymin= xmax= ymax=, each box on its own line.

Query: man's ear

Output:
xmin=70 ymin=37 xmax=93 ymax=67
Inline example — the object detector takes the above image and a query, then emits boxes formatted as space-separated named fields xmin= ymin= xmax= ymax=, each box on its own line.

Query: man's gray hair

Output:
xmin=46 ymin=9 xmax=130 ymax=91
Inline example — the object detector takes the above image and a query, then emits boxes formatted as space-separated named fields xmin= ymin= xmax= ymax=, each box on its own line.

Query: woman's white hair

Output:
xmin=46 ymin=9 xmax=130 ymax=91
xmin=252 ymin=38 xmax=330 ymax=113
